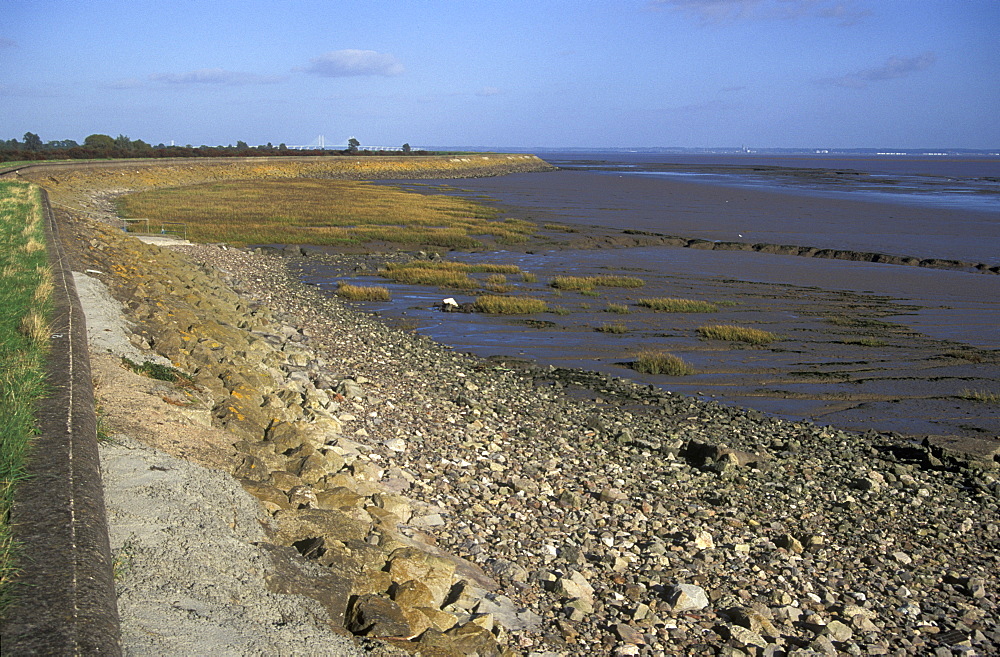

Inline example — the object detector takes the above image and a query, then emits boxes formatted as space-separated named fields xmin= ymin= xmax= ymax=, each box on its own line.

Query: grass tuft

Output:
xmin=18 ymin=311 xmax=49 ymax=345
xmin=551 ymin=275 xmax=645 ymax=292
xmin=596 ymin=322 xmax=628 ymax=334
xmin=381 ymin=264 xmax=477 ymax=289
xmin=638 ymin=298 xmax=718 ymax=313
xmin=698 ymin=324 xmax=779 ymax=345
xmin=632 ymin=350 xmax=695 ymax=376
xmin=483 ymin=274 xmax=512 ymax=293
xmin=474 ymin=295 xmax=548 ymax=314
xmin=335 ymin=282 xmax=391 ymax=301
xmin=380 ymin=260 xmax=522 ymax=290
xmin=958 ymin=389 xmax=1000 ymax=404
xmin=605 ymin=303 xmax=631 ymax=314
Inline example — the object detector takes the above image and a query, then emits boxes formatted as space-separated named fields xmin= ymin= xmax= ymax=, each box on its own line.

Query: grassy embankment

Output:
xmin=0 ymin=181 xmax=52 ymax=611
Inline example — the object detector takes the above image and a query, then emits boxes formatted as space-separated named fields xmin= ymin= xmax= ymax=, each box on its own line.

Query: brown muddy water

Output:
xmin=289 ymin=155 xmax=1000 ymax=442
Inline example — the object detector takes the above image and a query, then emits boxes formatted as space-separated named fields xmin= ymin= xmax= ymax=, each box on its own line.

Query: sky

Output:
xmin=2 ymin=0 xmax=998 ymax=150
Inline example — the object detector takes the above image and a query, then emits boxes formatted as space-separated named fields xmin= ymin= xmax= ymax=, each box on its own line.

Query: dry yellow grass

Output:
xmin=550 ymin=275 xmax=645 ymax=292
xmin=638 ymin=298 xmax=718 ymax=312
xmin=632 ymin=350 xmax=695 ymax=375
xmin=484 ymin=274 xmax=512 ymax=293
xmin=18 ymin=311 xmax=49 ymax=344
xmin=117 ymin=179 xmax=535 ymax=249
xmin=698 ymin=324 xmax=779 ymax=345
xmin=335 ymin=282 xmax=391 ymax=301
xmin=474 ymin=295 xmax=548 ymax=314
xmin=380 ymin=265 xmax=477 ymax=289
xmin=30 ymin=155 xmax=547 ymax=249
xmin=596 ymin=322 xmax=628 ymax=334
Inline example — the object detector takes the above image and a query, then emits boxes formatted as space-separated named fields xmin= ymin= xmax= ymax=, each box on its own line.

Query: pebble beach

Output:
xmin=73 ymin=213 xmax=1000 ymax=655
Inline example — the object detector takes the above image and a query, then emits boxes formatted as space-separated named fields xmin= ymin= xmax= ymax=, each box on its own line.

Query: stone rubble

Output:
xmin=74 ymin=219 xmax=1000 ymax=656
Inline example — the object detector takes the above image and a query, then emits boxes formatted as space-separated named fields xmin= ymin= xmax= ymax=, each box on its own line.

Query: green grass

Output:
xmin=596 ymin=322 xmax=628 ymax=334
xmin=605 ymin=303 xmax=631 ymax=314
xmin=335 ymin=282 xmax=391 ymax=301
xmin=550 ymin=275 xmax=646 ymax=292
xmin=474 ymin=295 xmax=548 ymax=314
xmin=0 ymin=181 xmax=52 ymax=611
xmin=638 ymin=298 xmax=718 ymax=313
xmin=632 ymin=350 xmax=695 ymax=376
xmin=958 ymin=389 xmax=1000 ymax=404
xmin=697 ymin=324 xmax=779 ymax=345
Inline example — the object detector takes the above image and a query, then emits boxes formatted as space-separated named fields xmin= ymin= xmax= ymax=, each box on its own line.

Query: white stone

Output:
xmin=669 ymin=584 xmax=709 ymax=613
xmin=383 ymin=437 xmax=406 ymax=452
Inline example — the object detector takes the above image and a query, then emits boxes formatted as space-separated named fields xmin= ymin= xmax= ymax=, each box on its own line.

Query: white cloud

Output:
xmin=819 ymin=52 xmax=936 ymax=88
xmin=303 ymin=50 xmax=404 ymax=77
xmin=650 ymin=0 xmax=871 ymax=25
xmin=149 ymin=68 xmax=285 ymax=85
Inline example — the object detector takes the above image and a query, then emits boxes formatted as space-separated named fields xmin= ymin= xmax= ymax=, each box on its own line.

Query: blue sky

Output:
xmin=2 ymin=0 xmax=998 ymax=149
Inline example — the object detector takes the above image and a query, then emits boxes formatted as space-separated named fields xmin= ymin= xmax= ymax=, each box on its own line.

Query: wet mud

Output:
xmin=291 ymin=244 xmax=999 ymax=443
xmin=289 ymin=163 xmax=1000 ymax=444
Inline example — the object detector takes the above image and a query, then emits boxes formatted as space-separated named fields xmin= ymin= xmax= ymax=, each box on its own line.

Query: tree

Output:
xmin=46 ymin=139 xmax=79 ymax=149
xmin=402 ymin=142 xmax=411 ymax=154
xmin=22 ymin=132 xmax=42 ymax=151
xmin=347 ymin=137 xmax=360 ymax=153
xmin=84 ymin=134 xmax=115 ymax=149
xmin=236 ymin=140 xmax=249 ymax=150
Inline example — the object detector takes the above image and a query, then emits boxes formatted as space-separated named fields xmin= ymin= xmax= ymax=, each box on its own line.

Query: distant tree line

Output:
xmin=0 ymin=133 xmax=431 ymax=162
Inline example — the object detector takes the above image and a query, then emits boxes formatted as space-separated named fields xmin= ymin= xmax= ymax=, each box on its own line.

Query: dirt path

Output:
xmin=78 ymin=271 xmax=368 ymax=656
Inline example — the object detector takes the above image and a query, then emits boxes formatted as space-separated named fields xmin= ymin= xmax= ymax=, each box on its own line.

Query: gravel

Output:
xmin=165 ymin=242 xmax=1000 ymax=656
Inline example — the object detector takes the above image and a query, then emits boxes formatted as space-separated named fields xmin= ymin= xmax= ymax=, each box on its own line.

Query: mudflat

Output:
xmin=440 ymin=167 xmax=1000 ymax=264
xmin=310 ymin=168 xmax=1000 ymax=444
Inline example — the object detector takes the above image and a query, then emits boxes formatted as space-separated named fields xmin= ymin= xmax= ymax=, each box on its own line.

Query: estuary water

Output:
xmin=300 ymin=152 xmax=1000 ymax=438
